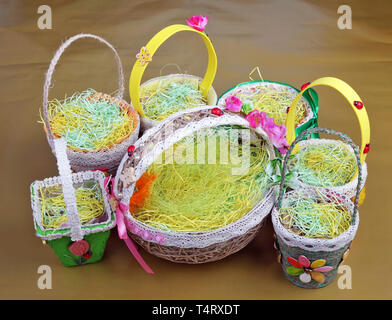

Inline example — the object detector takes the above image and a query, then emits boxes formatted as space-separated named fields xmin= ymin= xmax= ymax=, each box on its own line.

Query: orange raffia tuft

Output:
xmin=129 ymin=173 xmax=157 ymax=213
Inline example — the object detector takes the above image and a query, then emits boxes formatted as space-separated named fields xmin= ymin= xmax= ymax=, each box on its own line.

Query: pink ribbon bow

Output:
xmin=104 ymin=176 xmax=154 ymax=274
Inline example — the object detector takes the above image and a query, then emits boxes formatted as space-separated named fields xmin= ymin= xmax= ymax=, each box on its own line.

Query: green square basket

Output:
xmin=30 ymin=138 xmax=115 ymax=267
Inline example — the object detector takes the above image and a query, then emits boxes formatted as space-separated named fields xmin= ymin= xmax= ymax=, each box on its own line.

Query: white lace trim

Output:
xmin=53 ymin=138 xmax=82 ymax=241
xmin=126 ymin=187 xmax=276 ymax=248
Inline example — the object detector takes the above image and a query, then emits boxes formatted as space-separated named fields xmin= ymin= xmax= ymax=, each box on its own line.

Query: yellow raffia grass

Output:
xmin=279 ymin=190 xmax=352 ymax=238
xmin=38 ymin=183 xmax=104 ymax=230
xmin=290 ymin=143 xmax=357 ymax=187
xmin=140 ymin=76 xmax=206 ymax=121
xmin=236 ymin=84 xmax=307 ymax=126
xmin=44 ymin=89 xmax=135 ymax=151
xmin=132 ymin=127 xmax=270 ymax=232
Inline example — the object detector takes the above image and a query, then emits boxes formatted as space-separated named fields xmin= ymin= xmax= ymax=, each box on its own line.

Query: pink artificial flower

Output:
xmin=245 ymin=110 xmax=289 ymax=153
xmin=186 ymin=15 xmax=209 ymax=31
xmin=245 ymin=110 xmax=263 ymax=128
xmin=225 ymin=95 xmax=243 ymax=112
xmin=264 ymin=122 xmax=289 ymax=154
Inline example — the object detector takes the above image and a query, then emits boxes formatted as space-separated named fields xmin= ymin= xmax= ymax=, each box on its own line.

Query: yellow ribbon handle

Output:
xmin=129 ymin=24 xmax=217 ymax=117
xmin=286 ymin=77 xmax=370 ymax=164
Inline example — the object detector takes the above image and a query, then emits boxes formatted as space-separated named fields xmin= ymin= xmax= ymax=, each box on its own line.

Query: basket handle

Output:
xmin=42 ymin=33 xmax=125 ymax=139
xmin=277 ymin=127 xmax=362 ymax=221
xmin=285 ymin=77 xmax=370 ymax=164
xmin=53 ymin=138 xmax=83 ymax=241
xmin=129 ymin=24 xmax=217 ymax=117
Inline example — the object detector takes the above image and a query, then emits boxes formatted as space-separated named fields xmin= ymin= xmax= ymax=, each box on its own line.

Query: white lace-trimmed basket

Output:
xmin=113 ymin=106 xmax=277 ymax=264
xmin=30 ymin=138 xmax=115 ymax=267
xmin=129 ymin=24 xmax=218 ymax=132
xmin=42 ymin=33 xmax=140 ymax=174
xmin=217 ymin=80 xmax=319 ymax=136
xmin=272 ymin=127 xmax=362 ymax=288
xmin=285 ymin=77 xmax=370 ymax=199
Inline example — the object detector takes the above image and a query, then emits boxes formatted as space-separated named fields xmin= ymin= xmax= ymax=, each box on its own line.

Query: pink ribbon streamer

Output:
xmin=104 ymin=177 xmax=154 ymax=274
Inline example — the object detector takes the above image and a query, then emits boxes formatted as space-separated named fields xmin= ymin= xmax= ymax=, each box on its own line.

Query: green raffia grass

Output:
xmin=44 ymin=89 xmax=136 ymax=151
xmin=140 ymin=77 xmax=206 ymax=121
xmin=279 ymin=191 xmax=352 ymax=238
xmin=289 ymin=143 xmax=357 ymax=187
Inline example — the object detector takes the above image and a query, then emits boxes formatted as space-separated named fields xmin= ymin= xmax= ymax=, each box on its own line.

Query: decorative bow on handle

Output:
xmin=104 ymin=176 xmax=154 ymax=274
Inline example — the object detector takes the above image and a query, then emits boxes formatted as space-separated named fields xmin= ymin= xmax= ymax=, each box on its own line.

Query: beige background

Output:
xmin=0 ymin=0 xmax=391 ymax=299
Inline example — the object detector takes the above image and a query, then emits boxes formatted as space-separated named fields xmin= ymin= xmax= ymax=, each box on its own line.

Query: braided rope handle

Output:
xmin=129 ymin=24 xmax=217 ymax=118
xmin=42 ymin=33 xmax=125 ymax=139
xmin=285 ymin=77 xmax=370 ymax=164
xmin=277 ymin=127 xmax=362 ymax=221
xmin=53 ymin=138 xmax=83 ymax=241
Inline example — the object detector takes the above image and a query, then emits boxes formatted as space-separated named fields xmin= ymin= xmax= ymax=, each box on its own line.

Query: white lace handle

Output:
xmin=42 ymin=33 xmax=125 ymax=139
xmin=53 ymin=138 xmax=83 ymax=241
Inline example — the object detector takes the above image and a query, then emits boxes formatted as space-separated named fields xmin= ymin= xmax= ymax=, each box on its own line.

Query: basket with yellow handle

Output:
xmin=284 ymin=77 xmax=370 ymax=202
xmin=129 ymin=23 xmax=218 ymax=132
xmin=272 ymin=127 xmax=362 ymax=288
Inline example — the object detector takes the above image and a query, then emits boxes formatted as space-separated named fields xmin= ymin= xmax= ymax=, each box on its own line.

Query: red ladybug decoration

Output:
xmin=127 ymin=145 xmax=136 ymax=156
xmin=363 ymin=143 xmax=370 ymax=154
xmin=301 ymin=82 xmax=311 ymax=91
xmin=211 ymin=108 xmax=224 ymax=116
xmin=353 ymin=101 xmax=363 ymax=109
xmin=83 ymin=251 xmax=92 ymax=260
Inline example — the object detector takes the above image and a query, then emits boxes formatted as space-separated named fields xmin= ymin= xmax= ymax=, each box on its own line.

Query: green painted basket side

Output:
xmin=217 ymin=80 xmax=320 ymax=138
xmin=276 ymin=235 xmax=350 ymax=289
xmin=47 ymin=230 xmax=111 ymax=267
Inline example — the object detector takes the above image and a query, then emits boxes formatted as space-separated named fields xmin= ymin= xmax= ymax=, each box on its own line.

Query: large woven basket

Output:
xmin=30 ymin=138 xmax=115 ymax=267
xmin=42 ymin=33 xmax=140 ymax=174
xmin=129 ymin=24 xmax=218 ymax=132
xmin=113 ymin=106 xmax=277 ymax=264
xmin=285 ymin=77 xmax=370 ymax=199
xmin=217 ymin=80 xmax=319 ymax=137
xmin=272 ymin=127 xmax=362 ymax=288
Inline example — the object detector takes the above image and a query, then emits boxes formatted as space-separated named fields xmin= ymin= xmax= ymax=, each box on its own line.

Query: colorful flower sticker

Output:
xmin=285 ymin=255 xmax=334 ymax=284
xmin=136 ymin=47 xmax=152 ymax=66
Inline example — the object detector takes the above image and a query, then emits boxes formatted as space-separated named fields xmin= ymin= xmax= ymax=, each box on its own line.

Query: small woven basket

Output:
xmin=42 ymin=33 xmax=140 ymax=174
xmin=217 ymin=80 xmax=319 ymax=137
xmin=129 ymin=24 xmax=218 ymax=132
xmin=113 ymin=106 xmax=277 ymax=264
xmin=285 ymin=77 xmax=370 ymax=199
xmin=272 ymin=127 xmax=362 ymax=288
xmin=30 ymin=138 xmax=115 ymax=267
